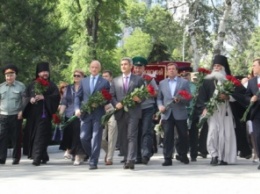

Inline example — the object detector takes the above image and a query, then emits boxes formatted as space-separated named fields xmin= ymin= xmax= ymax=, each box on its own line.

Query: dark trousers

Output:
xmin=252 ymin=115 xmax=260 ymax=158
xmin=137 ymin=106 xmax=154 ymax=160
xmin=0 ymin=114 xmax=20 ymax=163
xmin=117 ymin=112 xmax=139 ymax=162
xmin=162 ymin=114 xmax=188 ymax=160
xmin=198 ymin=122 xmax=208 ymax=155
xmin=189 ymin=116 xmax=199 ymax=159
xmin=234 ymin=119 xmax=252 ymax=157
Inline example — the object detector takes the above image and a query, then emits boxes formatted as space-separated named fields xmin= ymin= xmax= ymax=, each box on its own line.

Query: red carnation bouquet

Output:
xmin=81 ymin=89 xmax=112 ymax=114
xmin=241 ymin=83 xmax=260 ymax=122
xmin=35 ymin=77 xmax=50 ymax=94
xmin=63 ymin=88 xmax=111 ymax=128
xmin=52 ymin=113 xmax=63 ymax=142
xmin=143 ymin=74 xmax=153 ymax=84
xmin=101 ymin=84 xmax=155 ymax=126
xmin=155 ymin=89 xmax=192 ymax=118
xmin=198 ymin=75 xmax=241 ymax=128
xmin=174 ymin=90 xmax=192 ymax=102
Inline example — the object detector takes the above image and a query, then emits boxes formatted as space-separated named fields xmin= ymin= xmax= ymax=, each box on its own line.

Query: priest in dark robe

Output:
xmin=196 ymin=55 xmax=245 ymax=165
xmin=23 ymin=62 xmax=60 ymax=166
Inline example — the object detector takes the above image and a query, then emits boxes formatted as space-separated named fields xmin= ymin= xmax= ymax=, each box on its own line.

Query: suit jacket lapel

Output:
xmin=127 ymin=75 xmax=134 ymax=93
xmin=118 ymin=75 xmax=124 ymax=94
xmin=253 ymin=77 xmax=258 ymax=94
xmin=85 ymin=77 xmax=91 ymax=95
xmin=93 ymin=76 xmax=102 ymax=93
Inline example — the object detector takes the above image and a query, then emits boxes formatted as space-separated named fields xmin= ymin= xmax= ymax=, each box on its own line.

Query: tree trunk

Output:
xmin=187 ymin=0 xmax=201 ymax=71
xmin=86 ymin=1 xmax=101 ymax=60
xmin=189 ymin=29 xmax=201 ymax=71
xmin=213 ymin=0 xmax=232 ymax=55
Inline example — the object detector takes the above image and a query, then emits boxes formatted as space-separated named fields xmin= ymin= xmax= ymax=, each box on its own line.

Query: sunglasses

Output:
xmin=73 ymin=74 xmax=81 ymax=78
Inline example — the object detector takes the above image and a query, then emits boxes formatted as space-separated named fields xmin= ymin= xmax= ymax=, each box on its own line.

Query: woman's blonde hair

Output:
xmin=59 ymin=81 xmax=68 ymax=96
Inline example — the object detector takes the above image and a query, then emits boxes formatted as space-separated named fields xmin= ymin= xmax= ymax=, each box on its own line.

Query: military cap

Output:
xmin=2 ymin=64 xmax=19 ymax=75
xmin=132 ymin=56 xmax=148 ymax=66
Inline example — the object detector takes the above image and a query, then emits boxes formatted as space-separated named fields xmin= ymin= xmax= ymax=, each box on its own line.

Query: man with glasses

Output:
xmin=0 ymin=64 xmax=25 ymax=165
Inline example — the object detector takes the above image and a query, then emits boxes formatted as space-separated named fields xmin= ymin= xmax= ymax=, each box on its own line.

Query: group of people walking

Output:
xmin=0 ymin=55 xmax=260 ymax=170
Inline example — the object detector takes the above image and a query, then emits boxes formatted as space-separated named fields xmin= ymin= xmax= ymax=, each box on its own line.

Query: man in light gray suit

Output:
xmin=157 ymin=63 xmax=191 ymax=166
xmin=75 ymin=60 xmax=110 ymax=170
xmin=110 ymin=57 xmax=144 ymax=170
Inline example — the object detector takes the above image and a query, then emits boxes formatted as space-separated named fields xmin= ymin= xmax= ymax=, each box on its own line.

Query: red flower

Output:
xmin=143 ymin=74 xmax=153 ymax=83
xmin=52 ymin=114 xmax=61 ymax=124
xmin=36 ymin=77 xmax=50 ymax=87
xmin=177 ymin=90 xmax=192 ymax=100
xmin=198 ymin=68 xmax=211 ymax=74
xmin=226 ymin=75 xmax=241 ymax=87
xmin=146 ymin=84 xmax=155 ymax=96
xmin=101 ymin=89 xmax=112 ymax=101
xmin=258 ymin=83 xmax=260 ymax=88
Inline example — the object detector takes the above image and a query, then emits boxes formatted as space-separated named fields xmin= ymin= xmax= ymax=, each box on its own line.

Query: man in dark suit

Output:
xmin=157 ymin=63 xmax=191 ymax=166
xmin=245 ymin=58 xmax=260 ymax=170
xmin=110 ymin=57 xmax=144 ymax=170
xmin=75 ymin=60 xmax=110 ymax=170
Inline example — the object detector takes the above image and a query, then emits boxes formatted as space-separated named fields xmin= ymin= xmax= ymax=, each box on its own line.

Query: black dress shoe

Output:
xmin=135 ymin=159 xmax=142 ymax=164
xmin=219 ymin=160 xmax=228 ymax=165
xmin=162 ymin=160 xmax=172 ymax=166
xmin=142 ymin=157 xmax=149 ymax=165
xmin=32 ymin=161 xmax=41 ymax=166
xmin=198 ymin=153 xmax=207 ymax=158
xmin=239 ymin=152 xmax=252 ymax=159
xmin=180 ymin=155 xmax=189 ymax=164
xmin=210 ymin=157 xmax=218 ymax=166
xmin=89 ymin=165 xmax=98 ymax=170
xmin=123 ymin=163 xmax=129 ymax=169
xmin=191 ymin=158 xmax=197 ymax=162
xmin=175 ymin=155 xmax=181 ymax=161
xmin=0 ymin=159 xmax=6 ymax=164
xmin=12 ymin=159 xmax=20 ymax=165
xmin=124 ymin=161 xmax=135 ymax=169
xmin=120 ymin=159 xmax=126 ymax=163
xmin=41 ymin=160 xmax=48 ymax=164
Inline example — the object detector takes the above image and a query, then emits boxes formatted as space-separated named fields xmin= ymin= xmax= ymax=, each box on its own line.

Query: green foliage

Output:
xmin=147 ymin=42 xmax=172 ymax=63
xmin=118 ymin=1 xmax=182 ymax=62
xmin=58 ymin=0 xmax=125 ymax=81
xmin=0 ymin=0 xmax=69 ymax=84
xmin=123 ymin=28 xmax=152 ymax=58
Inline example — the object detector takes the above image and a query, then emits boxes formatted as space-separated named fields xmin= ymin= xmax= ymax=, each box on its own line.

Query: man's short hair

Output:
xmin=253 ymin=58 xmax=260 ymax=65
xmin=121 ymin=57 xmax=133 ymax=65
xmin=167 ymin=62 xmax=178 ymax=70
xmin=103 ymin=70 xmax=113 ymax=77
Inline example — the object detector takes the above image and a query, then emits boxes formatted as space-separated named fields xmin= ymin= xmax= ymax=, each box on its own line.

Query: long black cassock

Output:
xmin=23 ymin=81 xmax=60 ymax=162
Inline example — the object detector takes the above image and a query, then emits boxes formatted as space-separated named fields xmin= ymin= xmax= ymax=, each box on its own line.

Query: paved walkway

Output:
xmin=1 ymin=147 xmax=260 ymax=194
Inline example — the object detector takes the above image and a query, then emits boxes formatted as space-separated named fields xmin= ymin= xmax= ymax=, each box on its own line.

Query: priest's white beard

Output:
xmin=205 ymin=68 xmax=226 ymax=81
